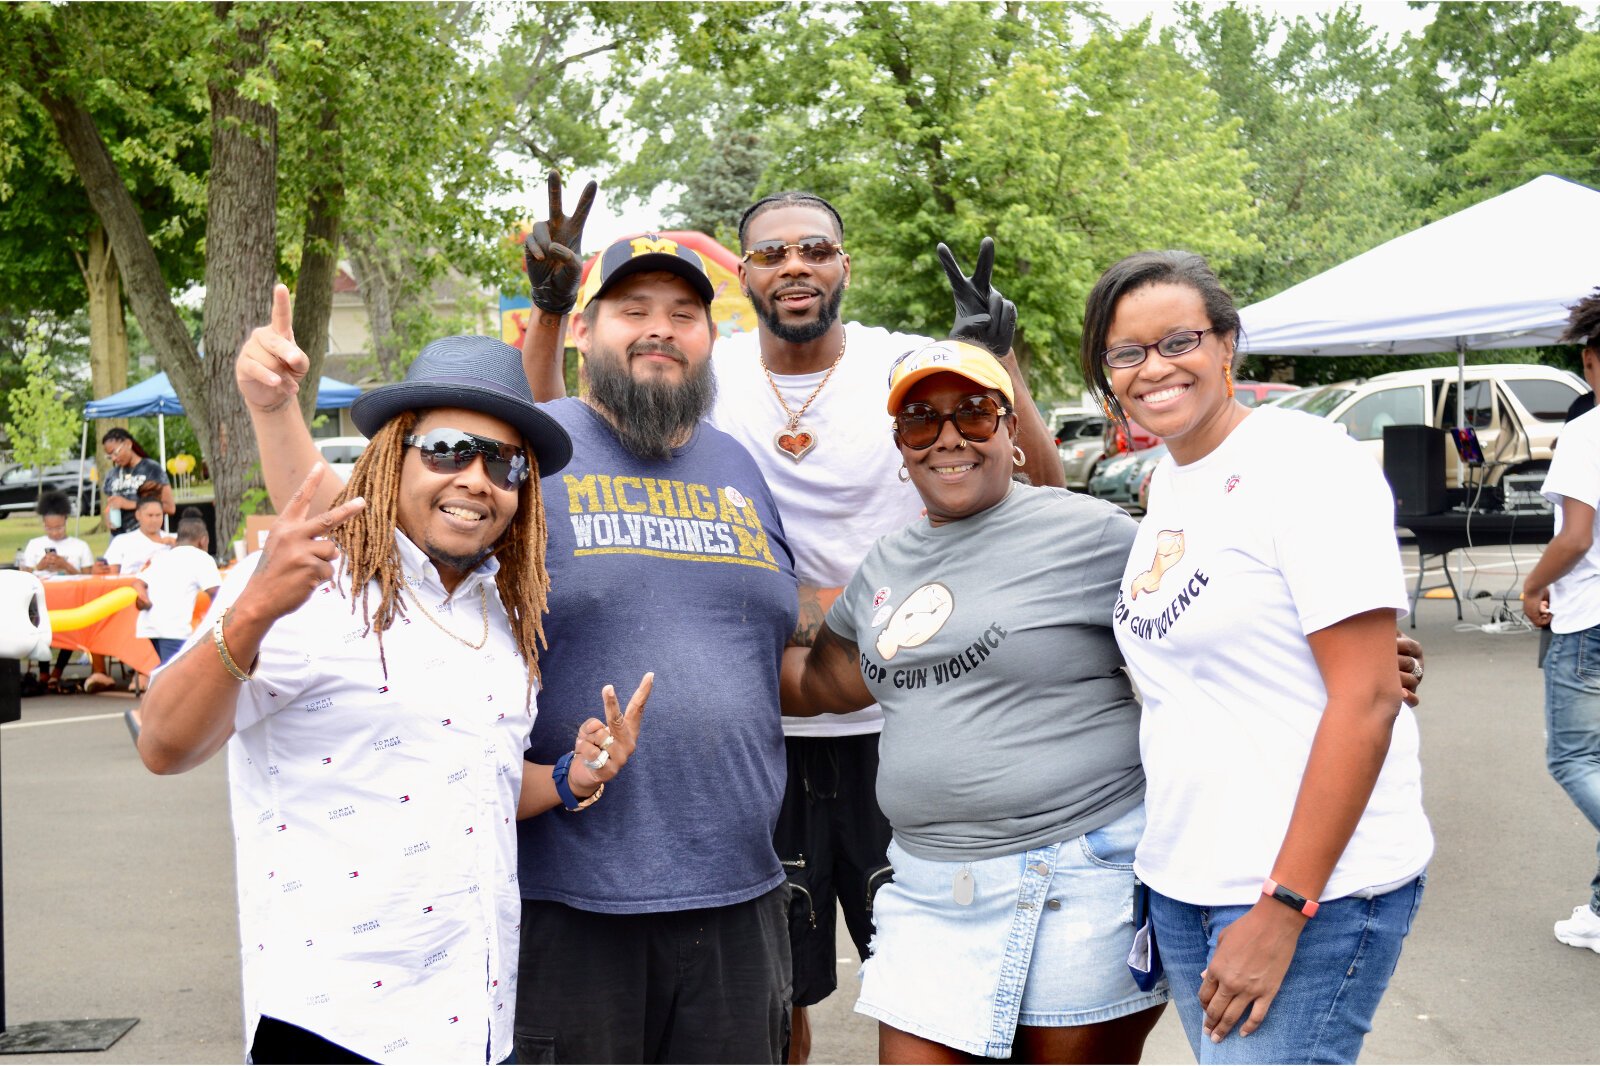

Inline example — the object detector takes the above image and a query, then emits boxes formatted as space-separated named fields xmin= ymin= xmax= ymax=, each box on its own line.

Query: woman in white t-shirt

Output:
xmin=103 ymin=496 xmax=174 ymax=575
xmin=1080 ymin=251 xmax=1433 ymax=1064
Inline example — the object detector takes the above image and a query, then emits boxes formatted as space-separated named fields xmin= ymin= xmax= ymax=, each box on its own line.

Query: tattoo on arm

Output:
xmin=790 ymin=585 xmax=842 ymax=647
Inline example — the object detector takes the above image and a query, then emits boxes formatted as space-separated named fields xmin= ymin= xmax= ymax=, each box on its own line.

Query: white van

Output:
xmin=1280 ymin=363 xmax=1586 ymax=487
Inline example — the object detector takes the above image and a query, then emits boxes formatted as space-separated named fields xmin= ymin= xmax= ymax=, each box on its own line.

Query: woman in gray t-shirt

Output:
xmin=780 ymin=339 xmax=1166 ymax=1063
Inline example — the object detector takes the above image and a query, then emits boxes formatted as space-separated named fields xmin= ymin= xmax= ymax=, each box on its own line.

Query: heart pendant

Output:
xmin=775 ymin=427 xmax=816 ymax=462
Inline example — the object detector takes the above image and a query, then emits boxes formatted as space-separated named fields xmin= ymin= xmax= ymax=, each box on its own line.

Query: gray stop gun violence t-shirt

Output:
xmin=826 ymin=484 xmax=1145 ymax=862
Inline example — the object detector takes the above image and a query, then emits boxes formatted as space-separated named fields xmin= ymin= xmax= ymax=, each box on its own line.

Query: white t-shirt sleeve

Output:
xmin=19 ymin=537 xmax=49 ymax=570
xmin=63 ymin=538 xmax=95 ymax=572
xmin=1273 ymin=434 xmax=1408 ymax=634
xmin=1543 ymin=413 xmax=1600 ymax=516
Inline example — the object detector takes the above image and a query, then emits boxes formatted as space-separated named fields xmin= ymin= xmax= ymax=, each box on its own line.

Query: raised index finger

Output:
xmin=545 ymin=170 xmax=571 ymax=223
xmin=936 ymin=242 xmax=967 ymax=290
xmin=971 ymin=236 xmax=995 ymax=293
xmin=270 ymin=283 xmax=294 ymax=341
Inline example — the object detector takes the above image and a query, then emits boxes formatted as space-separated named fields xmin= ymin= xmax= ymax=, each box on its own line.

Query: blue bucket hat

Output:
xmin=350 ymin=335 xmax=572 ymax=477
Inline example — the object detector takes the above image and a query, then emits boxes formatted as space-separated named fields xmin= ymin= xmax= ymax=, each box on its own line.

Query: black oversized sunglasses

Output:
xmin=740 ymin=237 xmax=846 ymax=269
xmin=403 ymin=428 xmax=531 ymax=489
xmin=893 ymin=396 xmax=1011 ymax=450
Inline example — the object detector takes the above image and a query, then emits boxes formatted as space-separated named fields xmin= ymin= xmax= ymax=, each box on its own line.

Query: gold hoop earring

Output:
xmin=898 ymin=465 xmax=910 ymax=483
xmin=1012 ymin=445 xmax=1026 ymax=468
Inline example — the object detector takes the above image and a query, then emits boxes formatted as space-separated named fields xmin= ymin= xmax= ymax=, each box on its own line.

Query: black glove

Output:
xmin=937 ymin=237 xmax=1017 ymax=358
xmin=523 ymin=170 xmax=598 ymax=315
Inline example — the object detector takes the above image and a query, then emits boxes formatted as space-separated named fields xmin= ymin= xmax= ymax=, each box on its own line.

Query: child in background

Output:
xmin=103 ymin=496 xmax=174 ymax=575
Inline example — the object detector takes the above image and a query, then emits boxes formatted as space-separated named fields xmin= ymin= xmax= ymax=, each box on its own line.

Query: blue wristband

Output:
xmin=552 ymin=751 xmax=583 ymax=811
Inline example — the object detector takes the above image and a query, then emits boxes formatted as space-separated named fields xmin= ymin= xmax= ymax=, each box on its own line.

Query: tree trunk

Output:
xmin=291 ymin=106 xmax=343 ymax=424
xmin=76 ymin=224 xmax=130 ymax=475
xmin=200 ymin=1 xmax=279 ymax=547
xmin=346 ymin=226 xmax=406 ymax=382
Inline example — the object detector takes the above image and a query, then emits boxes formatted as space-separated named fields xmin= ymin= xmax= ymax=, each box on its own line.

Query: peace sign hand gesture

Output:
xmin=524 ymin=170 xmax=598 ymax=315
xmin=937 ymin=236 xmax=1018 ymax=359
xmin=567 ymin=673 xmax=654 ymax=794
xmin=238 ymin=463 xmax=366 ymax=627
xmin=236 ymin=284 xmax=309 ymax=414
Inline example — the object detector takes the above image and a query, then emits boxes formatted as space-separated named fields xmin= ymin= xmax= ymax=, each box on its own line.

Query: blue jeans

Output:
xmin=1149 ymin=876 xmax=1425 ymax=1064
xmin=151 ymin=638 xmax=186 ymax=664
xmin=1545 ymin=626 xmax=1600 ymax=914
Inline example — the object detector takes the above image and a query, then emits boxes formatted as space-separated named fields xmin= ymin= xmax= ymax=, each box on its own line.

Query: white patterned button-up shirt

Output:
xmin=187 ymin=532 xmax=533 ymax=1063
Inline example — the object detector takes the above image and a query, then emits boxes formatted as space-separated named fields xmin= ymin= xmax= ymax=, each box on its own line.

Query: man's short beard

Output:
xmin=585 ymin=342 xmax=717 ymax=460
xmin=751 ymin=280 xmax=845 ymax=344
xmin=423 ymin=543 xmax=496 ymax=578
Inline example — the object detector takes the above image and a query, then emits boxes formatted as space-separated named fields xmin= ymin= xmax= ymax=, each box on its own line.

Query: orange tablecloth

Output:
xmin=42 ymin=575 xmax=160 ymax=675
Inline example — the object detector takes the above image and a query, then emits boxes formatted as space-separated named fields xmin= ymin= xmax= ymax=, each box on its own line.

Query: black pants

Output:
xmin=773 ymin=732 xmax=894 ymax=1008
xmin=513 ymin=884 xmax=791 ymax=1063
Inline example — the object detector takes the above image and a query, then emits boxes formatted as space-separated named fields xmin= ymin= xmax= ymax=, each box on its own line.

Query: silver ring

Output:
xmin=1411 ymin=659 xmax=1423 ymax=682
xmin=600 ymin=734 xmax=615 ymax=750
xmin=583 ymin=749 xmax=610 ymax=773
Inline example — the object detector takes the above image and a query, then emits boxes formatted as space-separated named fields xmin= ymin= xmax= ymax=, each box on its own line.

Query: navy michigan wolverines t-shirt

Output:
xmin=518 ymin=397 xmax=798 ymax=912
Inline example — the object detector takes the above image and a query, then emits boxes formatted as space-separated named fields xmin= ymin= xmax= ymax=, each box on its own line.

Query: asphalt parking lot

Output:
xmin=0 ymin=546 xmax=1595 ymax=1064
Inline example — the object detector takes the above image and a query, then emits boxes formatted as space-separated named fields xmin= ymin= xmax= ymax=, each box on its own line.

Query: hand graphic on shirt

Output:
xmin=874 ymin=583 xmax=955 ymax=660
xmin=1130 ymin=529 xmax=1185 ymax=599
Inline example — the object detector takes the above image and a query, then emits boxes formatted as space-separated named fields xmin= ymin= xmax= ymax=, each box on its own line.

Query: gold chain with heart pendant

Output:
xmin=760 ymin=333 xmax=847 ymax=463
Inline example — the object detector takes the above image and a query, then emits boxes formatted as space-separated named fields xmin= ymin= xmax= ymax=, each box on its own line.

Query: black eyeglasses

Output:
xmin=894 ymin=396 xmax=1011 ymax=450
xmin=403 ymin=429 xmax=531 ymax=489
xmin=1101 ymin=328 xmax=1213 ymax=369
xmin=741 ymin=237 xmax=846 ymax=270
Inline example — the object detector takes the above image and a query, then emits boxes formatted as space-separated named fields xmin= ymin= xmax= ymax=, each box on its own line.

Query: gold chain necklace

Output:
xmin=759 ymin=332 xmax=847 ymax=463
xmin=406 ymin=584 xmax=489 ymax=651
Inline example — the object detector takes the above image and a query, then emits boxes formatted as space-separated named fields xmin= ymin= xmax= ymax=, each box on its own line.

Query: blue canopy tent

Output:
xmin=78 ymin=372 xmax=362 ymax=531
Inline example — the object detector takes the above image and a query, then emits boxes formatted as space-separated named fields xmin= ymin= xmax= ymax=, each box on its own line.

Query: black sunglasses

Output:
xmin=740 ymin=237 xmax=846 ymax=269
xmin=894 ymin=396 xmax=1011 ymax=450
xmin=403 ymin=428 xmax=531 ymax=489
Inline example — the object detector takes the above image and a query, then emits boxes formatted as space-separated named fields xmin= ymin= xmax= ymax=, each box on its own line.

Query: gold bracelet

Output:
xmin=213 ymin=608 xmax=254 ymax=682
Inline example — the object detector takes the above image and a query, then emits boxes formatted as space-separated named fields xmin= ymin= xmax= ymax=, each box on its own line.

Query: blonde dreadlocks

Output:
xmin=328 ymin=410 xmax=553 ymax=686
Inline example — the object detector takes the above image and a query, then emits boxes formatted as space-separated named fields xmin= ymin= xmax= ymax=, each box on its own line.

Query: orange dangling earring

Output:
xmin=1223 ymin=360 xmax=1235 ymax=400
xmin=1100 ymin=396 xmax=1118 ymax=419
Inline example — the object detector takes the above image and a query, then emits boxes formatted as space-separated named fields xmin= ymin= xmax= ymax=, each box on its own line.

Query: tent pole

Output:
xmin=74 ymin=422 xmax=87 ymax=538
xmin=157 ymin=414 xmax=167 ymax=533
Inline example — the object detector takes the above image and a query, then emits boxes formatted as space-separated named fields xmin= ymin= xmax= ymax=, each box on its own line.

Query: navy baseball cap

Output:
xmin=575 ymin=234 xmax=715 ymax=312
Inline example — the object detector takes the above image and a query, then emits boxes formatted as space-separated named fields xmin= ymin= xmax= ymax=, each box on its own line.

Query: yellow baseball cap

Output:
xmin=885 ymin=339 xmax=1015 ymax=414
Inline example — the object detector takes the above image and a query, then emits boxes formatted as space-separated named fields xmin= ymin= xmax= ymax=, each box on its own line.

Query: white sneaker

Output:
xmin=1553 ymin=904 xmax=1600 ymax=952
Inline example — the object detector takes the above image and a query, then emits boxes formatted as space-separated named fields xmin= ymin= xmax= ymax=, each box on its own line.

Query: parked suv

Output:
xmin=1054 ymin=411 xmax=1108 ymax=489
xmin=0 ymin=460 xmax=97 ymax=519
xmin=1282 ymin=363 xmax=1585 ymax=487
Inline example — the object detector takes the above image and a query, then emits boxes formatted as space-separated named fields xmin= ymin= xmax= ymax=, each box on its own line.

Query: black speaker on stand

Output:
xmin=1383 ymin=425 xmax=1447 ymax=517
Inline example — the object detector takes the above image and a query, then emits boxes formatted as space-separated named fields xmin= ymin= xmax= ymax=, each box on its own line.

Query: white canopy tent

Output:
xmin=1238 ymin=174 xmax=1600 ymax=427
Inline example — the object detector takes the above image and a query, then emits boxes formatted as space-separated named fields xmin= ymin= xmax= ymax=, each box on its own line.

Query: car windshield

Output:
xmin=1277 ymin=385 xmax=1351 ymax=416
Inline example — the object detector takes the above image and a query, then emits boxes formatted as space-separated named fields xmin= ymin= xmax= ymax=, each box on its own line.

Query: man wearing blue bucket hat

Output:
xmin=140 ymin=288 xmax=654 ymax=1064
xmin=236 ymin=233 xmax=801 ymax=1063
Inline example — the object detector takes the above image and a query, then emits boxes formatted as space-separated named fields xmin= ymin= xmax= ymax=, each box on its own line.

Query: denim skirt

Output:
xmin=855 ymin=804 xmax=1169 ymax=1059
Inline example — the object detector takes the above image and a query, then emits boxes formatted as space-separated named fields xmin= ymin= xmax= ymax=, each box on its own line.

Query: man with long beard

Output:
xmin=520 ymin=181 xmax=1062 ymax=1062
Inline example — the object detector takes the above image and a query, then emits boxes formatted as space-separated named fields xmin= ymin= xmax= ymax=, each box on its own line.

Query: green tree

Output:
xmin=1455 ymin=30 xmax=1600 ymax=193
xmin=615 ymin=2 xmax=1258 ymax=395
xmin=1404 ymin=0 xmax=1586 ymax=207
xmin=4 ymin=319 xmax=80 ymax=475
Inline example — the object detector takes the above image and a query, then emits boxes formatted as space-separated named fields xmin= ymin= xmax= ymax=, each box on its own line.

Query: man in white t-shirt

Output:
xmin=711 ymin=193 xmax=1067 ymax=1061
xmin=102 ymin=497 xmax=174 ymax=575
xmin=1524 ymin=346 xmax=1600 ymax=952
xmin=133 ymin=511 xmax=222 ymax=664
